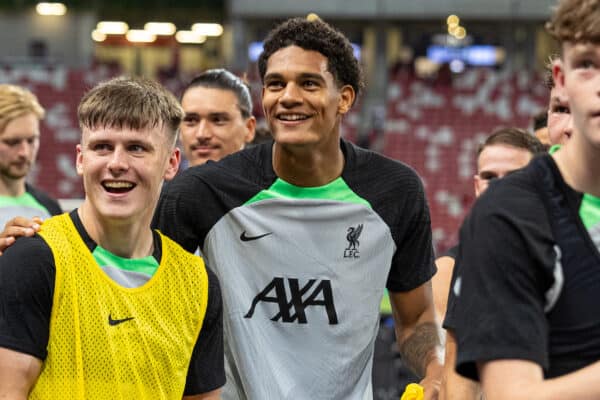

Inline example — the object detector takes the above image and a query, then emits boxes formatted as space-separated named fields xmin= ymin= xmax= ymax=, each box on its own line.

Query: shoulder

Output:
xmin=25 ymin=184 xmax=62 ymax=215
xmin=1 ymin=235 xmax=53 ymax=265
xmin=164 ymin=143 xmax=273 ymax=198
xmin=0 ymin=235 xmax=55 ymax=290
xmin=342 ymin=140 xmax=425 ymax=204
xmin=345 ymin=140 xmax=422 ymax=183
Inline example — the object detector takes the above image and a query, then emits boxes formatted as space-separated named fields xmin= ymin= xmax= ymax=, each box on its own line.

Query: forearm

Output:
xmin=397 ymin=321 xmax=443 ymax=378
xmin=480 ymin=359 xmax=600 ymax=400
xmin=442 ymin=331 xmax=481 ymax=400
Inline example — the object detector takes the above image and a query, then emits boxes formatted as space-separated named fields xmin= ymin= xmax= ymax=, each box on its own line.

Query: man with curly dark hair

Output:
xmin=257 ymin=17 xmax=364 ymax=104
xmin=160 ymin=16 xmax=442 ymax=399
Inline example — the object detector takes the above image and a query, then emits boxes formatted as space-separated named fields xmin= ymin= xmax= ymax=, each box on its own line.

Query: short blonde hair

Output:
xmin=546 ymin=0 xmax=600 ymax=43
xmin=78 ymin=76 xmax=183 ymax=146
xmin=0 ymin=84 xmax=45 ymax=133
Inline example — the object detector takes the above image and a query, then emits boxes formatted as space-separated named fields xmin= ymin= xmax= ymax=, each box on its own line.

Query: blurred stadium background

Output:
xmin=0 ymin=0 xmax=556 ymax=254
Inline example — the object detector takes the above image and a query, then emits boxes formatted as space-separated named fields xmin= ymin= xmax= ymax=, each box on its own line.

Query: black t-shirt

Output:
xmin=446 ymin=154 xmax=600 ymax=380
xmin=26 ymin=183 xmax=62 ymax=216
xmin=0 ymin=210 xmax=224 ymax=395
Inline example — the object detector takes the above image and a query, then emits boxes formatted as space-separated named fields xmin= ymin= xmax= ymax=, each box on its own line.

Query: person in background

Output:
xmin=179 ymin=68 xmax=256 ymax=167
xmin=448 ymin=0 xmax=600 ymax=397
xmin=0 ymin=84 xmax=61 ymax=231
xmin=434 ymin=127 xmax=545 ymax=400
xmin=544 ymin=56 xmax=574 ymax=146
xmin=532 ymin=111 xmax=551 ymax=148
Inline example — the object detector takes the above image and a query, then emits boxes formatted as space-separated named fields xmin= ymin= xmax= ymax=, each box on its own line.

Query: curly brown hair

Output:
xmin=546 ymin=0 xmax=600 ymax=43
xmin=258 ymin=17 xmax=364 ymax=102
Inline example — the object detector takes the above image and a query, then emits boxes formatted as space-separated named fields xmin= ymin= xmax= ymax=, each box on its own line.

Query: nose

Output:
xmin=15 ymin=139 xmax=35 ymax=158
xmin=279 ymin=82 xmax=302 ymax=107
xmin=107 ymin=147 xmax=129 ymax=174
xmin=196 ymin=119 xmax=212 ymax=139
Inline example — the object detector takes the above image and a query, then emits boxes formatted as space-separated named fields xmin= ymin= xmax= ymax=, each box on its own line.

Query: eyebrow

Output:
xmin=264 ymin=72 xmax=326 ymax=83
xmin=569 ymin=45 xmax=598 ymax=60
xmin=478 ymin=171 xmax=499 ymax=179
xmin=183 ymin=111 xmax=232 ymax=119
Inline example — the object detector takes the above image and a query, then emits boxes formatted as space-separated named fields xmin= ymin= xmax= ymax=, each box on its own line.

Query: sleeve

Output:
xmin=153 ymin=176 xmax=207 ymax=254
xmin=184 ymin=267 xmax=225 ymax=395
xmin=0 ymin=235 xmax=55 ymax=360
xmin=441 ymin=264 xmax=460 ymax=331
xmin=450 ymin=183 xmax=556 ymax=381
xmin=386 ymin=173 xmax=436 ymax=292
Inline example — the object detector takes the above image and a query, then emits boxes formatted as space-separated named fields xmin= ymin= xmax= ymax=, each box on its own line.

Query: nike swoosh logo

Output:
xmin=240 ymin=231 xmax=273 ymax=242
xmin=108 ymin=314 xmax=135 ymax=326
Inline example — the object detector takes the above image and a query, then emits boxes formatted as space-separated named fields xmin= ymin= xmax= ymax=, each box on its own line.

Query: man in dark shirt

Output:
xmin=447 ymin=1 xmax=600 ymax=398
xmin=434 ymin=127 xmax=545 ymax=400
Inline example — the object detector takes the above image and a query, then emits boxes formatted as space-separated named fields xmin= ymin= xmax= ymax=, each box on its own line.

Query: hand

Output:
xmin=0 ymin=216 xmax=42 ymax=255
xmin=401 ymin=383 xmax=424 ymax=400
xmin=420 ymin=362 xmax=443 ymax=400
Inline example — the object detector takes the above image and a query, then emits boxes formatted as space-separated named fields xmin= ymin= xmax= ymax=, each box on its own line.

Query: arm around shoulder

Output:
xmin=441 ymin=330 xmax=481 ymax=400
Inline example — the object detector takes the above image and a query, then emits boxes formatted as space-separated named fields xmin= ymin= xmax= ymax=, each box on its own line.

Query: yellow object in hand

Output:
xmin=400 ymin=383 xmax=424 ymax=400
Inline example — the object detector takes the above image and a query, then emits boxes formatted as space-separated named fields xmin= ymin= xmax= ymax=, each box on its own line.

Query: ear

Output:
xmin=75 ymin=144 xmax=84 ymax=176
xmin=473 ymin=175 xmax=482 ymax=198
xmin=552 ymin=58 xmax=566 ymax=93
xmin=163 ymin=147 xmax=181 ymax=181
xmin=337 ymin=85 xmax=355 ymax=115
xmin=244 ymin=116 xmax=257 ymax=144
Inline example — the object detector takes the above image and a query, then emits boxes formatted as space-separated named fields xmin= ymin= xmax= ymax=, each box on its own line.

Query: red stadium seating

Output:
xmin=384 ymin=68 xmax=548 ymax=252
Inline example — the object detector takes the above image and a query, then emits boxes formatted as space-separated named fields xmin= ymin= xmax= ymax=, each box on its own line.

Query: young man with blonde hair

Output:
xmin=0 ymin=76 xmax=224 ymax=399
xmin=448 ymin=1 xmax=600 ymax=398
xmin=0 ymin=84 xmax=61 ymax=230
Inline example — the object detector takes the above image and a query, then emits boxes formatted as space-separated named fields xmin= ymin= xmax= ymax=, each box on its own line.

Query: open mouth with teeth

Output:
xmin=277 ymin=114 xmax=310 ymax=121
xmin=102 ymin=181 xmax=135 ymax=194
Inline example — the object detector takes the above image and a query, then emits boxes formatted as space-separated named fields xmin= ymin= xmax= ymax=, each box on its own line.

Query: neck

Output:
xmin=77 ymin=204 xmax=154 ymax=259
xmin=0 ymin=176 xmax=26 ymax=197
xmin=553 ymin=136 xmax=600 ymax=197
xmin=272 ymin=139 xmax=344 ymax=187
